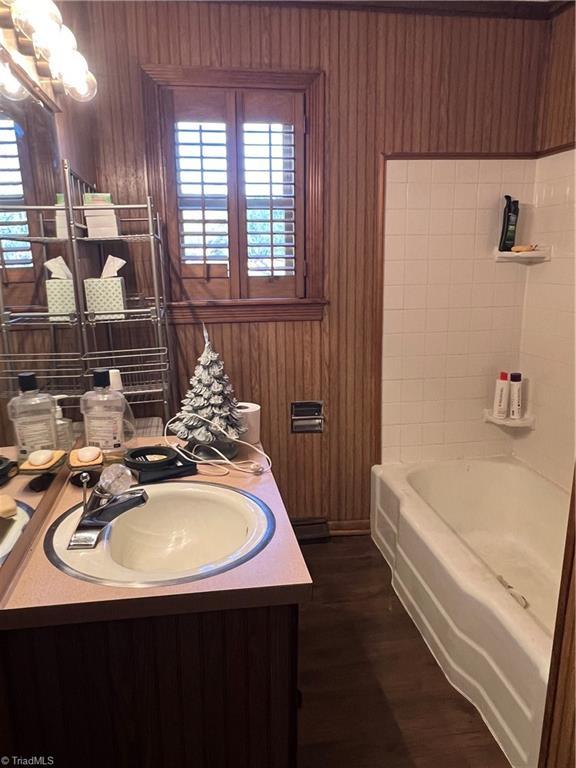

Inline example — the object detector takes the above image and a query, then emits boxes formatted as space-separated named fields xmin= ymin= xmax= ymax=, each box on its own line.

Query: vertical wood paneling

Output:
xmin=538 ymin=6 xmax=576 ymax=151
xmin=59 ymin=2 xmax=573 ymax=523
xmin=0 ymin=607 xmax=298 ymax=767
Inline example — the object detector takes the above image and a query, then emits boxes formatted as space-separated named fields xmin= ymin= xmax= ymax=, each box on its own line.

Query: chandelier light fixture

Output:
xmin=1 ymin=0 xmax=97 ymax=102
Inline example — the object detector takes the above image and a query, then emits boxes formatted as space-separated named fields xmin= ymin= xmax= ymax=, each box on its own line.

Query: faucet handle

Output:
xmin=97 ymin=464 xmax=133 ymax=496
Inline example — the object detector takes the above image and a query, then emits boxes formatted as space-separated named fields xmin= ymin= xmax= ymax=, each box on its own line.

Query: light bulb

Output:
xmin=49 ymin=48 xmax=87 ymax=81
xmin=11 ymin=0 xmax=62 ymax=40
xmin=31 ymin=18 xmax=61 ymax=61
xmin=0 ymin=63 xmax=28 ymax=101
xmin=65 ymin=70 xmax=97 ymax=102
xmin=33 ymin=22 xmax=77 ymax=62
xmin=59 ymin=25 xmax=77 ymax=50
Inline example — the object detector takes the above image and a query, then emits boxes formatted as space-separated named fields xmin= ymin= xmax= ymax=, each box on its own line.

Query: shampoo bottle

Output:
xmin=492 ymin=371 xmax=510 ymax=419
xmin=499 ymin=195 xmax=520 ymax=252
xmin=80 ymin=368 xmax=127 ymax=455
xmin=509 ymin=372 xmax=523 ymax=419
xmin=8 ymin=372 xmax=57 ymax=460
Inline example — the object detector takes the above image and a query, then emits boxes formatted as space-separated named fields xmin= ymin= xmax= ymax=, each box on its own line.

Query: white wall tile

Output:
xmin=455 ymin=159 xmax=479 ymax=183
xmin=404 ymin=285 xmax=427 ymax=309
xmin=407 ymin=182 xmax=431 ymax=209
xmin=428 ymin=260 xmax=451 ymax=284
xmin=429 ymin=235 xmax=452 ymax=260
xmin=384 ymin=285 xmax=403 ymax=309
xmin=404 ymin=260 xmax=428 ymax=284
xmin=429 ymin=210 xmax=453 ymax=234
xmin=406 ymin=210 xmax=430 ymax=236
xmin=386 ymin=182 xmax=407 ymax=209
xmin=452 ymin=209 xmax=476 ymax=234
xmin=478 ymin=160 xmax=502 ymax=183
xmin=387 ymin=160 xmax=408 ymax=182
xmin=454 ymin=183 xmax=478 ymax=209
xmin=380 ymin=154 xmax=575 ymax=481
xmin=384 ymin=235 xmax=405 ymax=260
xmin=384 ymin=260 xmax=405 ymax=285
xmin=430 ymin=183 xmax=455 ymax=209
xmin=432 ymin=160 xmax=456 ymax=182
xmin=513 ymin=149 xmax=575 ymax=491
xmin=408 ymin=159 xmax=432 ymax=182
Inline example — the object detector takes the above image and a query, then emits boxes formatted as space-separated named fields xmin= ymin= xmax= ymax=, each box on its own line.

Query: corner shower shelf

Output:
xmin=483 ymin=410 xmax=535 ymax=429
xmin=494 ymin=246 xmax=551 ymax=263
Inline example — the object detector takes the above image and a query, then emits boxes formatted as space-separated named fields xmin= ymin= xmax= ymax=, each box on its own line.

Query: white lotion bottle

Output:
xmin=492 ymin=371 xmax=510 ymax=419
xmin=509 ymin=372 xmax=522 ymax=419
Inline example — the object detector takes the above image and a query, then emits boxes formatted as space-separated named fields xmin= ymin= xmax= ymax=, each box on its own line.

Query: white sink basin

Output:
xmin=44 ymin=482 xmax=275 ymax=587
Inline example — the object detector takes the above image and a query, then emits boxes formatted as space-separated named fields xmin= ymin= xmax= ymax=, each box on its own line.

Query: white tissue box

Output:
xmin=84 ymin=277 xmax=126 ymax=320
xmin=46 ymin=279 xmax=76 ymax=322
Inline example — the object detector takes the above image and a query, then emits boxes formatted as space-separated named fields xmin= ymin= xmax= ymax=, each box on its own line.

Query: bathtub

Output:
xmin=370 ymin=457 xmax=570 ymax=768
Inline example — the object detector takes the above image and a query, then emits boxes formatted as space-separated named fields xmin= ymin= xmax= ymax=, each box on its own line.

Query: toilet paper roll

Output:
xmin=237 ymin=402 xmax=261 ymax=445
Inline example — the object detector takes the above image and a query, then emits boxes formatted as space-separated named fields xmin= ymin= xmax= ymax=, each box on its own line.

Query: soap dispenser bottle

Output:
xmin=54 ymin=395 xmax=74 ymax=451
xmin=7 ymin=371 xmax=57 ymax=460
xmin=80 ymin=368 xmax=128 ymax=455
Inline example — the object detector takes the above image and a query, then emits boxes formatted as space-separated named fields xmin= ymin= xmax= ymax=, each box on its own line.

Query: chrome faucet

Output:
xmin=67 ymin=464 xmax=148 ymax=550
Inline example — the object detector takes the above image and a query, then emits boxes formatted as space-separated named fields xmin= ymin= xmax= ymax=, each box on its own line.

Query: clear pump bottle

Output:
xmin=80 ymin=368 xmax=130 ymax=456
xmin=8 ymin=372 xmax=57 ymax=460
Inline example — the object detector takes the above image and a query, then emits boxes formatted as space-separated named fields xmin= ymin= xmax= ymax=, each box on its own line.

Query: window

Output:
xmin=144 ymin=67 xmax=324 ymax=318
xmin=0 ymin=116 xmax=32 ymax=268
xmin=175 ymin=121 xmax=230 ymax=268
xmin=168 ymin=86 xmax=305 ymax=301
xmin=243 ymin=122 xmax=296 ymax=278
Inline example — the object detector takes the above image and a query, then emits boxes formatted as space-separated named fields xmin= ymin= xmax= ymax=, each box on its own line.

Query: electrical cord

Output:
xmin=163 ymin=413 xmax=272 ymax=477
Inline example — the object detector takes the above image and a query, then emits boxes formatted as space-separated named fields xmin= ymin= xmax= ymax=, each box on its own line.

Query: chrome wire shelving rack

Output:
xmin=0 ymin=159 xmax=172 ymax=423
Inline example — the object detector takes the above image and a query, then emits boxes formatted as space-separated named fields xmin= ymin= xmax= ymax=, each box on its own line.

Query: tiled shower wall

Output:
xmin=515 ymin=151 xmax=575 ymax=491
xmin=381 ymin=158 xmax=532 ymax=463
xmin=381 ymin=154 xmax=575 ymax=487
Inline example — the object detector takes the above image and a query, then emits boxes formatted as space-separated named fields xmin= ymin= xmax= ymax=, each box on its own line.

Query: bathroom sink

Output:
xmin=44 ymin=482 xmax=275 ymax=587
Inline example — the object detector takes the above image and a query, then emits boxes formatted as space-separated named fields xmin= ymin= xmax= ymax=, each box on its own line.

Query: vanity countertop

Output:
xmin=0 ymin=440 xmax=312 ymax=630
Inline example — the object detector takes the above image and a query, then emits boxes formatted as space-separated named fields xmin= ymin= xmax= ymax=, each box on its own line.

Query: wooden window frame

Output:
xmin=142 ymin=66 xmax=326 ymax=323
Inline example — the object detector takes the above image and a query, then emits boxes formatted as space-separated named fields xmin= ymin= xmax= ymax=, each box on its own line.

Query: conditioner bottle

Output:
xmin=492 ymin=371 xmax=510 ymax=420
xmin=509 ymin=372 xmax=523 ymax=420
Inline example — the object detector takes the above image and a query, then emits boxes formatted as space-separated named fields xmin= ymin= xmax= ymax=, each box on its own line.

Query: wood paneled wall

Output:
xmin=538 ymin=5 xmax=576 ymax=152
xmin=56 ymin=2 xmax=573 ymax=523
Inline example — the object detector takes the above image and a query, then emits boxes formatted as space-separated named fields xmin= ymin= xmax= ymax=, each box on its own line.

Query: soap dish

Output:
xmin=19 ymin=450 xmax=67 ymax=474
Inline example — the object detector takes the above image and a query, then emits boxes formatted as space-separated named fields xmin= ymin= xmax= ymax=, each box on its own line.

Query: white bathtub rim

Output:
xmin=372 ymin=459 xmax=554 ymax=681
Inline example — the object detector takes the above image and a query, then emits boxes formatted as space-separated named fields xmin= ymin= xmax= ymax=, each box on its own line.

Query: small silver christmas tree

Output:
xmin=169 ymin=325 xmax=244 ymax=446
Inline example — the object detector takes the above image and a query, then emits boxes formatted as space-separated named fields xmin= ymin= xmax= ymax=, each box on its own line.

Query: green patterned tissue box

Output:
xmin=84 ymin=277 xmax=126 ymax=320
xmin=46 ymin=279 xmax=76 ymax=322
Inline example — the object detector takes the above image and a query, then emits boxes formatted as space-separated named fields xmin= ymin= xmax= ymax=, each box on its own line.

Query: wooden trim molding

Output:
xmin=165 ymin=2 xmax=572 ymax=21
xmin=539 ymin=473 xmax=575 ymax=768
xmin=169 ymin=298 xmax=327 ymax=324
xmin=141 ymin=65 xmax=322 ymax=91
xmin=329 ymin=520 xmax=371 ymax=536
xmin=385 ymin=146 xmax=576 ymax=161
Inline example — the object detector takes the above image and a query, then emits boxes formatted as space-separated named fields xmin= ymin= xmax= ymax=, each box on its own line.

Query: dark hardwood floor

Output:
xmin=298 ymin=536 xmax=510 ymax=768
